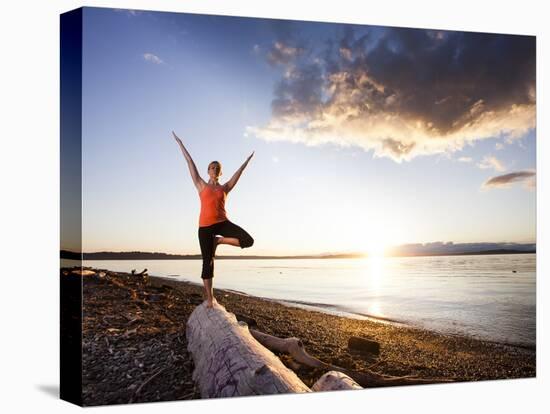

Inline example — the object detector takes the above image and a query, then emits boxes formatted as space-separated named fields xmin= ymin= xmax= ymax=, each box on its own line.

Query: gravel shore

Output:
xmin=69 ymin=267 xmax=535 ymax=406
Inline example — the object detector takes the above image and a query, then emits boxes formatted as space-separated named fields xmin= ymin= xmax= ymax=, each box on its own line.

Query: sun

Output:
xmin=361 ymin=221 xmax=400 ymax=259
xmin=363 ymin=228 xmax=391 ymax=258
xmin=365 ymin=241 xmax=388 ymax=258
xmin=364 ymin=240 xmax=388 ymax=259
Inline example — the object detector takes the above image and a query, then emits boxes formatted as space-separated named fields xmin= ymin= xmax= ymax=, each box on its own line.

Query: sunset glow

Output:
xmin=69 ymin=8 xmax=536 ymax=256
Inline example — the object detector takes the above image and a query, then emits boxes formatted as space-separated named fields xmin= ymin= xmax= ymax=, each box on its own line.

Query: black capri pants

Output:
xmin=198 ymin=219 xmax=254 ymax=279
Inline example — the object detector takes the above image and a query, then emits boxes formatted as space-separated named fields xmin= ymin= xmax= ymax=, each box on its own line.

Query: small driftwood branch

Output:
xmin=131 ymin=268 xmax=149 ymax=282
xmin=69 ymin=268 xmax=96 ymax=276
xmin=249 ymin=327 xmax=452 ymax=388
xmin=249 ymin=329 xmax=327 ymax=369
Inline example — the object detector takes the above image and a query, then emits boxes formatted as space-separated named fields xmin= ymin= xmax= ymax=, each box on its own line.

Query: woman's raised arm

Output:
xmin=172 ymin=131 xmax=206 ymax=192
xmin=224 ymin=151 xmax=255 ymax=193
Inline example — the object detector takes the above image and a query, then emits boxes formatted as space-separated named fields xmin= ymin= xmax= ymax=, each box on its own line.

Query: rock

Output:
xmin=145 ymin=293 xmax=165 ymax=303
xmin=348 ymin=336 xmax=380 ymax=356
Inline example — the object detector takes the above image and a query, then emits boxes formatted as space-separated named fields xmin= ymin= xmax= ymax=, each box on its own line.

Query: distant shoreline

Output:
xmin=61 ymin=249 xmax=536 ymax=260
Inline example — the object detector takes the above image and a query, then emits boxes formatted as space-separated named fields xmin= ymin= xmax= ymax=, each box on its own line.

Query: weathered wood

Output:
xmin=186 ymin=301 xmax=447 ymax=396
xmin=245 ymin=318 xmax=450 ymax=388
xmin=131 ymin=268 xmax=149 ymax=283
xmin=249 ymin=329 xmax=330 ymax=369
xmin=311 ymin=371 xmax=363 ymax=391
xmin=248 ymin=327 xmax=392 ymax=387
xmin=186 ymin=301 xmax=312 ymax=398
xmin=69 ymin=269 xmax=96 ymax=276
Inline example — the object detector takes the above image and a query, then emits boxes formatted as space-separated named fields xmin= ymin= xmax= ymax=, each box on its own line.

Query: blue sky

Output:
xmin=76 ymin=7 xmax=536 ymax=255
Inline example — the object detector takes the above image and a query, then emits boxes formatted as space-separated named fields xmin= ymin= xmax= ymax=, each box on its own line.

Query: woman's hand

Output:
xmin=224 ymin=151 xmax=255 ymax=193
xmin=172 ymin=130 xmax=184 ymax=146
xmin=246 ymin=151 xmax=255 ymax=164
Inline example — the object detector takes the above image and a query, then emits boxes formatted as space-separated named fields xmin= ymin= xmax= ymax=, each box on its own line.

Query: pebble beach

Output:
xmin=64 ymin=267 xmax=535 ymax=406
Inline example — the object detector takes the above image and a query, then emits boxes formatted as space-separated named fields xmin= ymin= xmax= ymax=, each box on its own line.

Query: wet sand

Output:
xmin=68 ymin=267 xmax=535 ymax=406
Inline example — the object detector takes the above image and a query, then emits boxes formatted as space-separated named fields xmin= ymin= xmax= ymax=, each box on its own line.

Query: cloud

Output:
xmin=482 ymin=170 xmax=536 ymax=189
xmin=389 ymin=241 xmax=535 ymax=256
xmin=381 ymin=138 xmax=416 ymax=159
xmin=247 ymin=27 xmax=535 ymax=162
xmin=143 ymin=53 xmax=164 ymax=65
xmin=267 ymin=41 xmax=304 ymax=66
xmin=458 ymin=157 xmax=473 ymax=163
xmin=477 ymin=155 xmax=506 ymax=172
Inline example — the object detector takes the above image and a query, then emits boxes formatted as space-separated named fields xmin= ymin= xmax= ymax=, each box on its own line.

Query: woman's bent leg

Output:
xmin=217 ymin=220 xmax=254 ymax=249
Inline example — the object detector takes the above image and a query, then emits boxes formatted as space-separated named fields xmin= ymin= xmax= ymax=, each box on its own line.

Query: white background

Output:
xmin=0 ymin=0 xmax=547 ymax=412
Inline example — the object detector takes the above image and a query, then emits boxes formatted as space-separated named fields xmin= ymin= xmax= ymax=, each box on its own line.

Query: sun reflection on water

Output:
xmin=368 ymin=301 xmax=383 ymax=317
xmin=362 ymin=255 xmax=387 ymax=318
xmin=363 ymin=255 xmax=385 ymax=288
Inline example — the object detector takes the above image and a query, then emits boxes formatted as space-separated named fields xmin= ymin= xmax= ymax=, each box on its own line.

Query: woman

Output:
xmin=172 ymin=131 xmax=255 ymax=308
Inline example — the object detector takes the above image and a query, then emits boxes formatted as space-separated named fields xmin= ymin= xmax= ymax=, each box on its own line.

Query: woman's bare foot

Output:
xmin=206 ymin=297 xmax=218 ymax=308
xmin=213 ymin=236 xmax=223 ymax=257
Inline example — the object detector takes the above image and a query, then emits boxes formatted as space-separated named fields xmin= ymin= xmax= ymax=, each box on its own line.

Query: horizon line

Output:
xmin=60 ymin=240 xmax=537 ymax=257
xmin=61 ymin=246 xmax=536 ymax=260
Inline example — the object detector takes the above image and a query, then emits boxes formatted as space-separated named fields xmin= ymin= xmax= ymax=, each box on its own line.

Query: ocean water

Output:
xmin=64 ymin=254 xmax=536 ymax=347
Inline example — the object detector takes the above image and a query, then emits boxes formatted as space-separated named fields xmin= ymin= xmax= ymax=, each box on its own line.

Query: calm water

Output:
xmin=65 ymin=254 xmax=536 ymax=347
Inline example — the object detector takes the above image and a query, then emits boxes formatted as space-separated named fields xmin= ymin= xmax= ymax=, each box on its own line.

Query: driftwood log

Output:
xmin=131 ymin=268 xmax=149 ymax=283
xmin=69 ymin=268 xmax=96 ymax=276
xmin=311 ymin=371 xmax=363 ymax=391
xmin=186 ymin=302 xmax=362 ymax=397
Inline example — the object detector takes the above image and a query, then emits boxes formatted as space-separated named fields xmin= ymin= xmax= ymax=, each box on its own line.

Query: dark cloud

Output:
xmin=248 ymin=26 xmax=536 ymax=162
xmin=271 ymin=63 xmax=324 ymax=117
xmin=267 ymin=41 xmax=305 ymax=66
xmin=483 ymin=170 xmax=536 ymax=188
xmin=365 ymin=28 xmax=535 ymax=133
xmin=265 ymin=19 xmax=307 ymax=66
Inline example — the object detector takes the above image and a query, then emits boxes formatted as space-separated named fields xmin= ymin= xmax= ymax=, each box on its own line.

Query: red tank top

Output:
xmin=199 ymin=185 xmax=228 ymax=227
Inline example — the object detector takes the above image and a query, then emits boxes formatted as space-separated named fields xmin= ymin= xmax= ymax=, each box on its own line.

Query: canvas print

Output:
xmin=60 ymin=6 xmax=536 ymax=407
